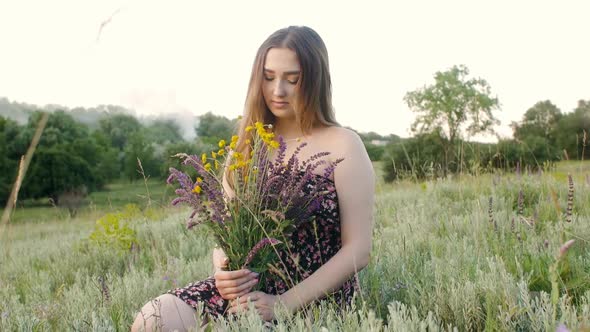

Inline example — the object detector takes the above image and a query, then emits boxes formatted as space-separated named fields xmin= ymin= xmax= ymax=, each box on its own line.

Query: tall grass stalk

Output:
xmin=0 ymin=112 xmax=49 ymax=249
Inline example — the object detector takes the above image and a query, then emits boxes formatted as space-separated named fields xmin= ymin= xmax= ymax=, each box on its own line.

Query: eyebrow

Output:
xmin=263 ymin=68 xmax=301 ymax=75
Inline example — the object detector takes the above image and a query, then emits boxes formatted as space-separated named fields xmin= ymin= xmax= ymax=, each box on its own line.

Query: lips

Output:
xmin=271 ymin=101 xmax=289 ymax=108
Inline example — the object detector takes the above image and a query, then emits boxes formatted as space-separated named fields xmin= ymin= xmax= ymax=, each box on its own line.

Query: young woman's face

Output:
xmin=262 ymin=47 xmax=301 ymax=121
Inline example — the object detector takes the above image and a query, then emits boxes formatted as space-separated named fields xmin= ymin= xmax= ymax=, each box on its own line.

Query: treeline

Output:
xmin=0 ymin=103 xmax=395 ymax=209
xmin=382 ymin=99 xmax=590 ymax=181
xmin=0 ymin=106 xmax=237 ymax=207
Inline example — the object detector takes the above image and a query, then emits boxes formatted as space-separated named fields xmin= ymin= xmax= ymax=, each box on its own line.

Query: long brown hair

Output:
xmin=238 ymin=26 xmax=338 ymax=151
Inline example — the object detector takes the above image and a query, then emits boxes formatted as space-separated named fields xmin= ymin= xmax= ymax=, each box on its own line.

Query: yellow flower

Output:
xmin=233 ymin=152 xmax=243 ymax=160
xmin=211 ymin=151 xmax=217 ymax=159
xmin=218 ymin=140 xmax=226 ymax=148
xmin=192 ymin=185 xmax=202 ymax=194
xmin=245 ymin=126 xmax=254 ymax=132
xmin=196 ymin=177 xmax=203 ymax=183
xmin=217 ymin=149 xmax=225 ymax=156
xmin=245 ymin=139 xmax=251 ymax=144
xmin=231 ymin=135 xmax=239 ymax=142
xmin=229 ymin=141 xmax=237 ymax=150
xmin=204 ymin=163 xmax=212 ymax=171
xmin=229 ymin=164 xmax=237 ymax=171
xmin=215 ymin=160 xmax=220 ymax=170
xmin=201 ymin=153 xmax=207 ymax=164
xmin=269 ymin=140 xmax=279 ymax=149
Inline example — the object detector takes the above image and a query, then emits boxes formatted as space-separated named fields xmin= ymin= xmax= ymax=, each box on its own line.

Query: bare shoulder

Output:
xmin=316 ymin=126 xmax=374 ymax=181
xmin=316 ymin=126 xmax=364 ymax=154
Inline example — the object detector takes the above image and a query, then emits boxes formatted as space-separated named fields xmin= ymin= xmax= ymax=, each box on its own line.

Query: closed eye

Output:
xmin=264 ymin=76 xmax=299 ymax=85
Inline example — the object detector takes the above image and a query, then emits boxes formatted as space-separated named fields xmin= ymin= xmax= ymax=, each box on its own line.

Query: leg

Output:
xmin=131 ymin=294 xmax=205 ymax=332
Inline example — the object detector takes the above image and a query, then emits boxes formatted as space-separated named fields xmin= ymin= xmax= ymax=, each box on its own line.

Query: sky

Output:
xmin=0 ymin=0 xmax=589 ymax=141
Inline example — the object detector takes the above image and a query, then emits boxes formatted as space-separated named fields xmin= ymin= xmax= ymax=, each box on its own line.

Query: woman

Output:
xmin=131 ymin=25 xmax=374 ymax=331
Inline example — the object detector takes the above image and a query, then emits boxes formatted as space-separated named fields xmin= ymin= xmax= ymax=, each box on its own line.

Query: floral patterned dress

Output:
xmin=167 ymin=174 xmax=358 ymax=318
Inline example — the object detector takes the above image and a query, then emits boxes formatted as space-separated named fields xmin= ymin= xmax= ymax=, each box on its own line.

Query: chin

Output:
xmin=270 ymin=108 xmax=296 ymax=120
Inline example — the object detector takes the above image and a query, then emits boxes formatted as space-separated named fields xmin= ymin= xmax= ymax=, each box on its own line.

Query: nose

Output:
xmin=273 ymin=80 xmax=287 ymax=97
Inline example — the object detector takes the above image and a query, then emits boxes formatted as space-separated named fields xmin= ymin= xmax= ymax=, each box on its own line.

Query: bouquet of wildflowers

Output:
xmin=167 ymin=122 xmax=342 ymax=288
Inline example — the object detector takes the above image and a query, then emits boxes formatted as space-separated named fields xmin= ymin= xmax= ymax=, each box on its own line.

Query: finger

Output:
xmin=227 ymin=301 xmax=252 ymax=315
xmin=221 ymin=283 xmax=257 ymax=300
xmin=231 ymin=285 xmax=257 ymax=299
xmin=231 ymin=293 xmax=260 ymax=306
xmin=213 ymin=248 xmax=229 ymax=269
xmin=219 ymin=278 xmax=258 ymax=297
xmin=214 ymin=269 xmax=255 ymax=281
xmin=216 ymin=274 xmax=257 ymax=290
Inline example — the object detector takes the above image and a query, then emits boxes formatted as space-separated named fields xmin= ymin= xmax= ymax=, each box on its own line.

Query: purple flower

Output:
xmin=243 ymin=238 xmax=282 ymax=268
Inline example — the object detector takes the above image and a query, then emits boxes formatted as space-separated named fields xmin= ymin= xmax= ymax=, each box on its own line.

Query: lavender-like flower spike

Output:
xmin=274 ymin=136 xmax=287 ymax=167
xmin=168 ymin=167 xmax=193 ymax=191
xmin=242 ymin=238 xmax=282 ymax=268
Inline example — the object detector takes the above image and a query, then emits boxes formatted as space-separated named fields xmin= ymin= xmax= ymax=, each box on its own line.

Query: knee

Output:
xmin=131 ymin=294 xmax=198 ymax=332
xmin=131 ymin=296 xmax=162 ymax=332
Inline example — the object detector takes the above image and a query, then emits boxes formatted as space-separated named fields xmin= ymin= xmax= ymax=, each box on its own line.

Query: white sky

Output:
xmin=0 ymin=0 xmax=589 ymax=141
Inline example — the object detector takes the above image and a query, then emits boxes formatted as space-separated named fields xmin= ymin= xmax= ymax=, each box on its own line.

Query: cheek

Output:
xmin=286 ymin=85 xmax=298 ymax=99
xmin=262 ymin=83 xmax=273 ymax=100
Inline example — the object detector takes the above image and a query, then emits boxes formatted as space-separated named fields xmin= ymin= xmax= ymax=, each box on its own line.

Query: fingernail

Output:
xmin=251 ymin=272 xmax=259 ymax=276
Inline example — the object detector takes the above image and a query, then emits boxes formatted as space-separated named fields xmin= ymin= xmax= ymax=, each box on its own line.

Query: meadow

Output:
xmin=0 ymin=162 xmax=589 ymax=331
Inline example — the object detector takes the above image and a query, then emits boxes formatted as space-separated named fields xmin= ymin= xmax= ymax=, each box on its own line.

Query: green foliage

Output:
xmin=492 ymin=138 xmax=560 ymax=171
xmin=382 ymin=131 xmax=447 ymax=181
xmin=0 ymin=116 xmax=20 ymax=203
xmin=144 ymin=119 xmax=183 ymax=144
xmin=88 ymin=204 xmax=141 ymax=251
xmin=356 ymin=131 xmax=398 ymax=162
xmin=99 ymin=113 xmax=141 ymax=150
xmin=195 ymin=111 xmax=236 ymax=146
xmin=364 ymin=142 xmax=385 ymax=161
xmin=123 ymin=132 xmax=163 ymax=181
xmin=404 ymin=65 xmax=500 ymax=173
xmin=160 ymin=140 xmax=210 ymax=179
xmin=512 ymin=100 xmax=562 ymax=142
xmin=555 ymin=100 xmax=590 ymax=160
xmin=21 ymin=147 xmax=99 ymax=203
xmin=15 ymin=111 xmax=109 ymax=203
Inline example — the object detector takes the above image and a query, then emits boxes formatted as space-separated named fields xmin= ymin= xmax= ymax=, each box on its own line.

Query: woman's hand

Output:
xmin=212 ymin=247 xmax=229 ymax=272
xmin=227 ymin=291 xmax=280 ymax=322
xmin=212 ymin=247 xmax=259 ymax=300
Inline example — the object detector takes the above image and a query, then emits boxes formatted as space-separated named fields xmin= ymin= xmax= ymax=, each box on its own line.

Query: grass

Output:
xmin=2 ymin=179 xmax=174 ymax=224
xmin=0 ymin=162 xmax=589 ymax=331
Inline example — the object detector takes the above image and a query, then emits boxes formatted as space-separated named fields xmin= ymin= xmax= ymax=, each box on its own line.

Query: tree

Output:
xmin=123 ymin=132 xmax=161 ymax=181
xmin=512 ymin=100 xmax=562 ymax=141
xmin=21 ymin=147 xmax=96 ymax=205
xmin=195 ymin=112 xmax=236 ymax=146
xmin=91 ymin=130 xmax=121 ymax=181
xmin=99 ymin=114 xmax=141 ymax=150
xmin=555 ymin=100 xmax=590 ymax=160
xmin=0 ymin=117 xmax=21 ymax=204
xmin=404 ymin=65 xmax=500 ymax=173
xmin=145 ymin=119 xmax=184 ymax=144
xmin=16 ymin=111 xmax=106 ymax=204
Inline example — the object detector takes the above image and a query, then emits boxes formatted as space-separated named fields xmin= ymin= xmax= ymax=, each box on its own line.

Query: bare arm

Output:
xmin=278 ymin=129 xmax=375 ymax=312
